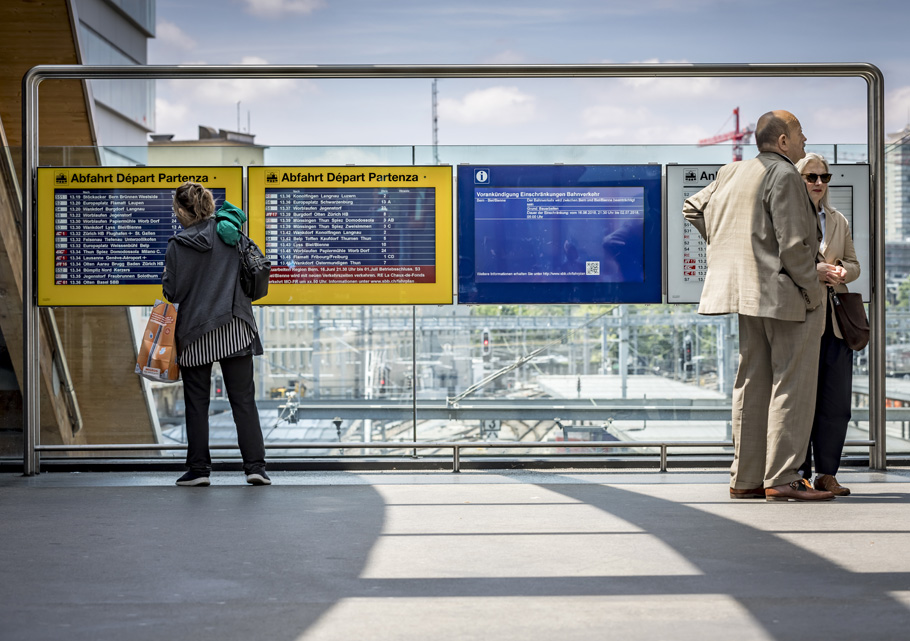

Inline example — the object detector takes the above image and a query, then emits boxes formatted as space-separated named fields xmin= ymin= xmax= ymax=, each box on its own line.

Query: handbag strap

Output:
xmin=235 ymin=230 xmax=250 ymax=255
xmin=827 ymin=285 xmax=842 ymax=307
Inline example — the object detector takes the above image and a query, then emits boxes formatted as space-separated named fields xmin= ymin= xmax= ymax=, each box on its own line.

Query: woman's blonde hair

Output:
xmin=173 ymin=181 xmax=215 ymax=226
xmin=795 ymin=152 xmax=832 ymax=212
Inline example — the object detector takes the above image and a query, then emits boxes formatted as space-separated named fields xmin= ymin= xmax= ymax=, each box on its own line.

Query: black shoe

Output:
xmin=246 ymin=470 xmax=271 ymax=486
xmin=176 ymin=470 xmax=210 ymax=487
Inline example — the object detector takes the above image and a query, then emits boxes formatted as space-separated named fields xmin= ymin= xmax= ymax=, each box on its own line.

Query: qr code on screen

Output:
xmin=586 ymin=261 xmax=600 ymax=275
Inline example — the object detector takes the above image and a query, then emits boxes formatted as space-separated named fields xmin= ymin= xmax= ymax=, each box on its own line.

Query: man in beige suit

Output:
xmin=683 ymin=110 xmax=834 ymax=501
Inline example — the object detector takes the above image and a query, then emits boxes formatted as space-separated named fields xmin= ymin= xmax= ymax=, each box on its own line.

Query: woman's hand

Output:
xmin=817 ymin=262 xmax=846 ymax=285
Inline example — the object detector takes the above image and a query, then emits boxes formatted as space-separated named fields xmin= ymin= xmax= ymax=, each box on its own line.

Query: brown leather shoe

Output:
xmin=766 ymin=479 xmax=835 ymax=502
xmin=815 ymin=474 xmax=851 ymax=496
xmin=730 ymin=486 xmax=766 ymax=499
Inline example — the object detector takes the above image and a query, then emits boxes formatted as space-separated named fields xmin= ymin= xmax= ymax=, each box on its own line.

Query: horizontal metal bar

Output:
xmin=24 ymin=63 xmax=883 ymax=83
xmin=224 ymin=404 xmax=736 ymax=421
xmin=34 ymin=439 xmax=876 ymax=452
xmin=205 ymin=400 xmax=896 ymax=423
xmin=249 ymin=398 xmax=735 ymax=409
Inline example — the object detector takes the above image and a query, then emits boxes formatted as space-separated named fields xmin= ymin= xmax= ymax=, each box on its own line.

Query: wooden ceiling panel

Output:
xmin=0 ymin=0 xmax=95 ymax=148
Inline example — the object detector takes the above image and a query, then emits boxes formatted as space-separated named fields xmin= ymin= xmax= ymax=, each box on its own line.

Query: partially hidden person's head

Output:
xmin=755 ymin=110 xmax=806 ymax=164
xmin=795 ymin=152 xmax=832 ymax=211
xmin=173 ymin=181 xmax=215 ymax=228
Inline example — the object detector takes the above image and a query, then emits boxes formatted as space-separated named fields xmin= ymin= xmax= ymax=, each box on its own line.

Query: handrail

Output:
xmin=34 ymin=438 xmax=878 ymax=473
xmin=22 ymin=62 xmax=886 ymax=475
xmin=23 ymin=62 xmax=885 ymax=82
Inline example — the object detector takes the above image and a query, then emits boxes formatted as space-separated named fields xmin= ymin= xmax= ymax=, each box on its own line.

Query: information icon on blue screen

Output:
xmin=474 ymin=169 xmax=490 ymax=184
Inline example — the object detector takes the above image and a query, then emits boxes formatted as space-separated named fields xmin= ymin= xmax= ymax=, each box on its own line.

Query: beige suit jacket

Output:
xmin=683 ymin=151 xmax=824 ymax=321
xmin=821 ymin=206 xmax=861 ymax=339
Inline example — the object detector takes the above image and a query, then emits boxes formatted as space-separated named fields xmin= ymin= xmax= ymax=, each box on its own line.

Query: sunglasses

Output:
xmin=802 ymin=173 xmax=832 ymax=184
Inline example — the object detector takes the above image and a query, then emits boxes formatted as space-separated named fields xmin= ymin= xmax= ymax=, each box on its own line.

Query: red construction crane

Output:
xmin=698 ymin=107 xmax=755 ymax=162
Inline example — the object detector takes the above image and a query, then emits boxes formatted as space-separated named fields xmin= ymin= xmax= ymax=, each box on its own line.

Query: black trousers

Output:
xmin=181 ymin=353 xmax=266 ymax=474
xmin=799 ymin=311 xmax=853 ymax=478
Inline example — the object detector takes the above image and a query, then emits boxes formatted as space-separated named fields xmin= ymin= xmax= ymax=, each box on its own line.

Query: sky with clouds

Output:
xmin=149 ymin=0 xmax=910 ymax=153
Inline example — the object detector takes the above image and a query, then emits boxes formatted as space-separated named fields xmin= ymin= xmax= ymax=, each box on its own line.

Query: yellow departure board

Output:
xmin=37 ymin=167 xmax=242 ymax=306
xmin=248 ymin=166 xmax=453 ymax=305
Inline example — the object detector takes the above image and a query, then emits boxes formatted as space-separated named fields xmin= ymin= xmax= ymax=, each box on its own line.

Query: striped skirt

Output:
xmin=179 ymin=316 xmax=255 ymax=367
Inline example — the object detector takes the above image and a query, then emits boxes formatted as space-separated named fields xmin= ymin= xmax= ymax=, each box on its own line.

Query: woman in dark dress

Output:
xmin=795 ymin=153 xmax=861 ymax=496
xmin=163 ymin=182 xmax=269 ymax=486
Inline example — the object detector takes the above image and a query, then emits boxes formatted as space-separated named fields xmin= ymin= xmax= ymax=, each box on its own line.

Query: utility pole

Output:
xmin=615 ymin=306 xmax=628 ymax=399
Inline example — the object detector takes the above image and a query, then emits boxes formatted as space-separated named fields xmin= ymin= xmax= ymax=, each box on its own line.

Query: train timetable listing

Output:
xmin=52 ymin=188 xmax=225 ymax=286
xmin=680 ymin=185 xmax=708 ymax=284
xmin=265 ymin=187 xmax=437 ymax=285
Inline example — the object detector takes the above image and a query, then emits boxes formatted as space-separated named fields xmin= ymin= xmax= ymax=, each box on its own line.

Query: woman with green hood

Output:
xmin=163 ymin=182 xmax=269 ymax=487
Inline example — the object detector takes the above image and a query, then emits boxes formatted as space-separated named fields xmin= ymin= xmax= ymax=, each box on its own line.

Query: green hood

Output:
xmin=215 ymin=200 xmax=247 ymax=247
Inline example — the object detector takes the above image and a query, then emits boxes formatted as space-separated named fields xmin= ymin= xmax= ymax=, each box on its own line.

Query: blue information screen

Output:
xmin=457 ymin=165 xmax=662 ymax=304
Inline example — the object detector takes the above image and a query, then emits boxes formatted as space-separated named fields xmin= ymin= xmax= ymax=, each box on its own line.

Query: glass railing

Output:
xmin=2 ymin=143 xmax=900 ymax=465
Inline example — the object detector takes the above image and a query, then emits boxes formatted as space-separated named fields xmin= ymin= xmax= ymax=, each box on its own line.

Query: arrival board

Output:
xmin=665 ymin=163 xmax=871 ymax=303
xmin=37 ymin=167 xmax=242 ymax=306
xmin=248 ymin=166 xmax=453 ymax=305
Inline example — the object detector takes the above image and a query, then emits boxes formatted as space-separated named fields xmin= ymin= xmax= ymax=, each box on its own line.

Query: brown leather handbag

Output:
xmin=828 ymin=287 xmax=869 ymax=351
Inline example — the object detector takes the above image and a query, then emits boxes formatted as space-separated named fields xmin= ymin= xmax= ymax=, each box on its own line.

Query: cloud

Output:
xmin=810 ymin=106 xmax=868 ymax=138
xmin=608 ymin=59 xmax=724 ymax=98
xmin=581 ymin=104 xmax=707 ymax=144
xmin=240 ymin=0 xmax=326 ymax=17
xmin=155 ymin=20 xmax=196 ymax=51
xmin=167 ymin=56 xmax=310 ymax=105
xmin=621 ymin=75 xmax=723 ymax=98
xmin=482 ymin=50 xmax=528 ymax=65
xmin=306 ymin=148 xmax=398 ymax=165
xmin=153 ymin=97 xmax=190 ymax=137
xmin=438 ymin=86 xmax=537 ymax=125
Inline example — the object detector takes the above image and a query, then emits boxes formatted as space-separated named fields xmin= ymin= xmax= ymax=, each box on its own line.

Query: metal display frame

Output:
xmin=21 ymin=63 xmax=886 ymax=475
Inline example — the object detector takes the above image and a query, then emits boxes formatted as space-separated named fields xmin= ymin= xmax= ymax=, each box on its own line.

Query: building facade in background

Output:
xmin=886 ymin=125 xmax=910 ymax=241
xmin=74 ymin=0 xmax=155 ymax=165
xmin=148 ymin=126 xmax=266 ymax=167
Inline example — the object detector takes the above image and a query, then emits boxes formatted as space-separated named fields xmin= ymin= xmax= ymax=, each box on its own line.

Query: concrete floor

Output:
xmin=2 ymin=468 xmax=910 ymax=641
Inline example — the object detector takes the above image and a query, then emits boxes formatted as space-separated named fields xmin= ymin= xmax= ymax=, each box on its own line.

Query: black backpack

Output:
xmin=237 ymin=233 xmax=271 ymax=301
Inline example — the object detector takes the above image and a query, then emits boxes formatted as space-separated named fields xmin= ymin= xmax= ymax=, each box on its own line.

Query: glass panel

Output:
xmin=0 ymin=145 xmax=22 ymax=460
xmin=9 ymin=143 xmax=907 ymax=464
xmin=78 ymin=26 xmax=155 ymax=132
xmin=885 ymin=136 xmax=910 ymax=455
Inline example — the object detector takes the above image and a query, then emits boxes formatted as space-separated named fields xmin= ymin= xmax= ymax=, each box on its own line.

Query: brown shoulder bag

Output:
xmin=828 ymin=287 xmax=869 ymax=351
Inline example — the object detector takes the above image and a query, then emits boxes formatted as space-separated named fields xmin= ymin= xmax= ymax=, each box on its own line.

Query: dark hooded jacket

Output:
xmin=162 ymin=214 xmax=262 ymax=357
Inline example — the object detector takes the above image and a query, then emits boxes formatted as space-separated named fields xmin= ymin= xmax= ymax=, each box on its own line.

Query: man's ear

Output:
xmin=777 ymin=133 xmax=789 ymax=153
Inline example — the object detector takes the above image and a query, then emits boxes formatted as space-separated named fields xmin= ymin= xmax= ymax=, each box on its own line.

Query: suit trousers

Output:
xmin=730 ymin=305 xmax=825 ymax=489
xmin=798 ymin=311 xmax=853 ymax=478
xmin=182 ymin=353 xmax=266 ymax=474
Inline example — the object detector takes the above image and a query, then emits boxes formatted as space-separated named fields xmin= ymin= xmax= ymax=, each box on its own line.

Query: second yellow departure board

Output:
xmin=248 ymin=166 xmax=453 ymax=305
